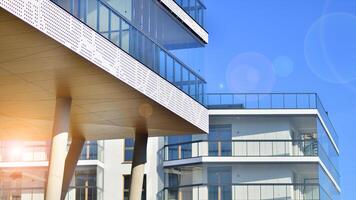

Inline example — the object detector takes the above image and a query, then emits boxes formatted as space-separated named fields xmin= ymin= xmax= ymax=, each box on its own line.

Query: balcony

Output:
xmin=158 ymin=183 xmax=325 ymax=200
xmin=0 ymin=187 xmax=103 ymax=200
xmin=66 ymin=186 xmax=103 ymax=200
xmin=205 ymin=93 xmax=339 ymax=146
xmin=163 ymin=139 xmax=318 ymax=161
xmin=51 ymin=0 xmax=206 ymax=104
xmin=0 ymin=142 xmax=49 ymax=162
xmin=173 ymin=0 xmax=206 ymax=27
xmin=0 ymin=141 xmax=103 ymax=163
xmin=0 ymin=188 xmax=45 ymax=200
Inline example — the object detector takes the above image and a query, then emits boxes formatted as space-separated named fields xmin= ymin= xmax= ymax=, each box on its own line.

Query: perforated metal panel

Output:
xmin=0 ymin=0 xmax=209 ymax=133
xmin=160 ymin=0 xmax=209 ymax=43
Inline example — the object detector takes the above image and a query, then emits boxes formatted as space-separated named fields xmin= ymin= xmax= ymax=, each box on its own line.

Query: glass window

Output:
xmin=209 ymin=125 xmax=232 ymax=156
xmin=167 ymin=135 xmax=192 ymax=160
xmin=124 ymin=138 xmax=134 ymax=162
xmin=208 ymin=167 xmax=232 ymax=200
xmin=72 ymin=166 xmax=103 ymax=200
xmin=123 ymin=175 xmax=146 ymax=200
xmin=80 ymin=141 xmax=99 ymax=160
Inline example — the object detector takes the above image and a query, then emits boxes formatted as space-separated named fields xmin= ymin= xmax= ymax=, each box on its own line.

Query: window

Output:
xmin=123 ymin=175 xmax=146 ymax=200
xmin=208 ymin=167 xmax=232 ymax=200
xmin=124 ymin=138 xmax=134 ymax=162
xmin=167 ymin=135 xmax=192 ymax=160
xmin=70 ymin=166 xmax=104 ymax=200
xmin=209 ymin=125 xmax=232 ymax=156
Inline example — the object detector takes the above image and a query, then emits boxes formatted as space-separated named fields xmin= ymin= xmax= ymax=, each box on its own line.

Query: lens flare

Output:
xmin=226 ymin=52 xmax=276 ymax=93
xmin=304 ymin=13 xmax=356 ymax=84
xmin=9 ymin=143 xmax=23 ymax=159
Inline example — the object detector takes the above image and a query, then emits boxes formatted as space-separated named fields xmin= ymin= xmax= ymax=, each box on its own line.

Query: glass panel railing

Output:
xmin=205 ymin=93 xmax=339 ymax=148
xmin=0 ymin=141 xmax=103 ymax=162
xmin=318 ymin=143 xmax=340 ymax=186
xmin=173 ymin=0 xmax=206 ymax=27
xmin=163 ymin=139 xmax=318 ymax=161
xmin=0 ymin=142 xmax=49 ymax=162
xmin=159 ymin=184 xmax=322 ymax=200
xmin=0 ymin=188 xmax=45 ymax=200
xmin=66 ymin=186 xmax=103 ymax=200
xmin=51 ymin=0 xmax=206 ymax=104
xmin=205 ymin=93 xmax=318 ymax=109
xmin=316 ymin=96 xmax=339 ymax=147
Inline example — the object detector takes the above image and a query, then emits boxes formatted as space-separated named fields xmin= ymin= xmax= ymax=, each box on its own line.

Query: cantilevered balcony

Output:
xmin=52 ymin=0 xmax=206 ymax=104
xmin=206 ymin=93 xmax=339 ymax=149
xmin=173 ymin=0 xmax=206 ymax=27
xmin=163 ymin=139 xmax=319 ymax=161
xmin=158 ymin=183 xmax=325 ymax=200
xmin=0 ymin=0 xmax=209 ymax=142
xmin=0 ymin=141 xmax=103 ymax=163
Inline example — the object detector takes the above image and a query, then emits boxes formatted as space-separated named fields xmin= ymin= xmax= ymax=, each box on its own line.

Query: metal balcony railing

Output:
xmin=158 ymin=183 xmax=324 ymax=200
xmin=51 ymin=0 xmax=206 ymax=104
xmin=173 ymin=0 xmax=206 ymax=27
xmin=205 ymin=93 xmax=339 ymax=145
xmin=163 ymin=139 xmax=318 ymax=161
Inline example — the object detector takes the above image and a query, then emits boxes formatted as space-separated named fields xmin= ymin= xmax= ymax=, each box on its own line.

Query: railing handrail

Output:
xmin=162 ymin=182 xmax=321 ymax=190
xmin=207 ymin=92 xmax=317 ymax=95
xmin=164 ymin=138 xmax=318 ymax=147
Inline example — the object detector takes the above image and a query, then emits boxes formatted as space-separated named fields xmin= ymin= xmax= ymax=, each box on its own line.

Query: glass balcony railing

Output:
xmin=0 ymin=141 xmax=103 ymax=162
xmin=158 ymin=183 xmax=323 ymax=200
xmin=163 ymin=139 xmax=318 ymax=161
xmin=173 ymin=0 xmax=206 ymax=27
xmin=66 ymin=186 xmax=103 ymax=200
xmin=0 ymin=143 xmax=49 ymax=162
xmin=0 ymin=187 xmax=103 ymax=200
xmin=205 ymin=93 xmax=339 ymax=146
xmin=318 ymin=143 xmax=340 ymax=186
xmin=0 ymin=188 xmax=45 ymax=200
xmin=206 ymin=93 xmax=318 ymax=109
xmin=50 ymin=0 xmax=206 ymax=104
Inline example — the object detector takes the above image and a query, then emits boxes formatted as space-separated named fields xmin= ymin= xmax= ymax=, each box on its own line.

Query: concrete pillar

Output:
xmin=46 ymin=98 xmax=71 ymax=200
xmin=46 ymin=98 xmax=84 ymax=200
xmin=129 ymin=128 xmax=148 ymax=200
xmin=61 ymin=136 xmax=85 ymax=200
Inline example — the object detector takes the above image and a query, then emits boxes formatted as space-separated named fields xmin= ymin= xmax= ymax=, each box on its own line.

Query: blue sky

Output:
xmin=201 ymin=0 xmax=356 ymax=199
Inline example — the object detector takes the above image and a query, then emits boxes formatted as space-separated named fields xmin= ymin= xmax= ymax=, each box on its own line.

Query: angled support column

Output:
xmin=61 ymin=136 xmax=85 ymax=200
xmin=46 ymin=98 xmax=85 ymax=200
xmin=129 ymin=126 xmax=148 ymax=200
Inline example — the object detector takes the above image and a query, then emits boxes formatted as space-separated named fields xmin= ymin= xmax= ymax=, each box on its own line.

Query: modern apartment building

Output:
xmin=160 ymin=93 xmax=340 ymax=200
xmin=0 ymin=0 xmax=208 ymax=199
xmin=0 ymin=1 xmax=341 ymax=200
xmin=0 ymin=93 xmax=340 ymax=200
